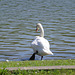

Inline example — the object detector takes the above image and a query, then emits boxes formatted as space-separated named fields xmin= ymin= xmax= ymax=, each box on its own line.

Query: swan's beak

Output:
xmin=36 ymin=25 xmax=39 ymax=32
xmin=36 ymin=28 xmax=38 ymax=32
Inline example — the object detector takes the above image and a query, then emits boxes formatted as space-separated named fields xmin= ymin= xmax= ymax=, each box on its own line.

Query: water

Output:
xmin=0 ymin=0 xmax=75 ymax=61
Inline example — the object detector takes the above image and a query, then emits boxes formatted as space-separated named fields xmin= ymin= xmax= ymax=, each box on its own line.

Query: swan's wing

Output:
xmin=37 ymin=37 xmax=50 ymax=50
xmin=31 ymin=37 xmax=53 ymax=55
xmin=31 ymin=37 xmax=49 ymax=50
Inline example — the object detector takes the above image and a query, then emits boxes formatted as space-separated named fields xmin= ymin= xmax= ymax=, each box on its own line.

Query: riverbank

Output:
xmin=0 ymin=59 xmax=75 ymax=68
xmin=0 ymin=59 xmax=75 ymax=75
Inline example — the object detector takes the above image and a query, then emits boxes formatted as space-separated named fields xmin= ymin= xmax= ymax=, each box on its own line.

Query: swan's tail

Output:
xmin=42 ymin=50 xmax=53 ymax=56
xmin=51 ymin=52 xmax=53 ymax=55
xmin=47 ymin=50 xmax=53 ymax=55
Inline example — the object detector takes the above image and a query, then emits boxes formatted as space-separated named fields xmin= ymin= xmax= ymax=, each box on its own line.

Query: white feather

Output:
xmin=31 ymin=23 xmax=53 ymax=57
xmin=31 ymin=36 xmax=53 ymax=56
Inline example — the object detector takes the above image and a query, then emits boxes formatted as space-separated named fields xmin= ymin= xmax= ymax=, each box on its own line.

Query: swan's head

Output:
xmin=36 ymin=23 xmax=42 ymax=32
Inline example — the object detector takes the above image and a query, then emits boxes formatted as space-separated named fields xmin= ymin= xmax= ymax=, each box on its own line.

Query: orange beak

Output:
xmin=36 ymin=28 xmax=38 ymax=32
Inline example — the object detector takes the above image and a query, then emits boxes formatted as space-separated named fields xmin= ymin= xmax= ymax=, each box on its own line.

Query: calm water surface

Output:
xmin=0 ymin=0 xmax=75 ymax=61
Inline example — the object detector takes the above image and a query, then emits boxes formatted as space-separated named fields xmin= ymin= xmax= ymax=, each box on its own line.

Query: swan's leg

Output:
xmin=29 ymin=51 xmax=38 ymax=60
xmin=41 ymin=56 xmax=43 ymax=60
xmin=29 ymin=53 xmax=35 ymax=60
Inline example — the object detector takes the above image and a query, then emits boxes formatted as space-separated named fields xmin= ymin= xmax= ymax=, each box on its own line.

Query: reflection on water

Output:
xmin=0 ymin=0 xmax=75 ymax=61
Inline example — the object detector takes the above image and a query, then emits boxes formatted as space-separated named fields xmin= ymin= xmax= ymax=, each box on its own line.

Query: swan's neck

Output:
xmin=40 ymin=26 xmax=44 ymax=37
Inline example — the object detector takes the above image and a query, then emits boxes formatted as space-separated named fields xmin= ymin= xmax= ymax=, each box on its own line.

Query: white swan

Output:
xmin=29 ymin=23 xmax=53 ymax=60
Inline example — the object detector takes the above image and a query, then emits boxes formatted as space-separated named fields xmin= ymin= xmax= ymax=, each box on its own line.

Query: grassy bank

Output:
xmin=0 ymin=69 xmax=75 ymax=75
xmin=0 ymin=59 xmax=75 ymax=75
xmin=0 ymin=59 xmax=75 ymax=68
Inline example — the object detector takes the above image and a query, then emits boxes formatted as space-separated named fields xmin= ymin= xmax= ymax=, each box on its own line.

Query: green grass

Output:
xmin=0 ymin=69 xmax=75 ymax=75
xmin=0 ymin=59 xmax=75 ymax=75
xmin=0 ymin=59 xmax=75 ymax=68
